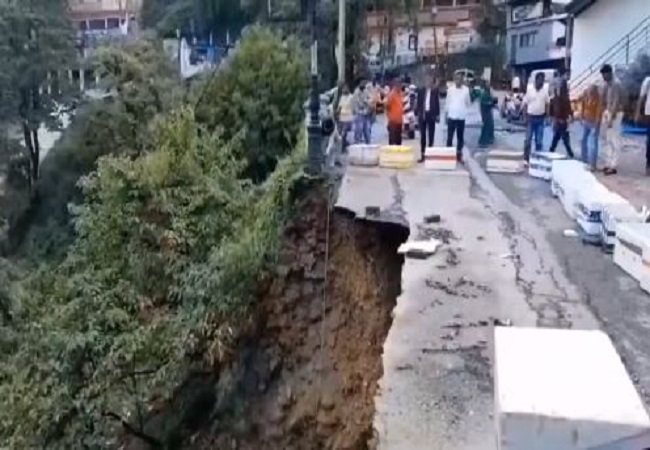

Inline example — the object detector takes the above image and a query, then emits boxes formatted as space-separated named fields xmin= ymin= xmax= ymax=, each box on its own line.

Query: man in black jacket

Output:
xmin=416 ymin=72 xmax=441 ymax=162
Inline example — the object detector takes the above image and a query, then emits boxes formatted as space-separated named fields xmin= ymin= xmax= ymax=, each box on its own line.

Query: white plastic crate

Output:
xmin=528 ymin=152 xmax=567 ymax=181
xmin=424 ymin=146 xmax=457 ymax=171
xmin=495 ymin=327 xmax=650 ymax=450
xmin=486 ymin=150 xmax=524 ymax=173
xmin=614 ymin=223 xmax=650 ymax=282
xmin=348 ymin=144 xmax=380 ymax=167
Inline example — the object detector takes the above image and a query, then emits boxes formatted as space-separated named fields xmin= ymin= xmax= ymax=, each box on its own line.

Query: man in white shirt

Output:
xmin=523 ymin=72 xmax=550 ymax=161
xmin=635 ymin=75 xmax=650 ymax=175
xmin=446 ymin=72 xmax=472 ymax=163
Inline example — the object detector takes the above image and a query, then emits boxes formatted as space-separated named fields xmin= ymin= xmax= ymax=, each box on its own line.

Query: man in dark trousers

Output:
xmin=416 ymin=72 xmax=441 ymax=162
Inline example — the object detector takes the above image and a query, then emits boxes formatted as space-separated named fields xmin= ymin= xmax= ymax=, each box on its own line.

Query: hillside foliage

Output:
xmin=0 ymin=26 xmax=307 ymax=447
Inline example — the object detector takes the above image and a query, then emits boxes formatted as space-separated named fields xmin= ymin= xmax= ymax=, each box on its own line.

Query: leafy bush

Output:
xmin=0 ymin=26 xmax=309 ymax=447
xmin=0 ymin=106 xmax=306 ymax=447
xmin=195 ymin=26 xmax=308 ymax=182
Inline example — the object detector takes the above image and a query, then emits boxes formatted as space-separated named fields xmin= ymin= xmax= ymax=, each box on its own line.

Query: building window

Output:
xmin=437 ymin=0 xmax=454 ymax=6
xmin=88 ymin=19 xmax=106 ymax=30
xmin=107 ymin=18 xmax=120 ymax=29
xmin=519 ymin=31 xmax=537 ymax=48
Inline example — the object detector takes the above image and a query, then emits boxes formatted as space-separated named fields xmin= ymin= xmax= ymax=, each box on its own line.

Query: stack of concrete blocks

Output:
xmin=613 ymin=223 xmax=650 ymax=283
xmin=601 ymin=203 xmax=645 ymax=252
xmin=575 ymin=186 xmax=627 ymax=240
xmin=494 ymin=326 xmax=650 ymax=450
xmin=528 ymin=151 xmax=567 ymax=181
xmin=424 ymin=147 xmax=457 ymax=171
xmin=486 ymin=150 xmax=525 ymax=173
xmin=379 ymin=145 xmax=415 ymax=169
xmin=348 ymin=144 xmax=380 ymax=167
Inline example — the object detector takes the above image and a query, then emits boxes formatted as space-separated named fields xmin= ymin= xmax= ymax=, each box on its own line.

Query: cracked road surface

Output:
xmin=337 ymin=160 xmax=599 ymax=449
xmin=336 ymin=111 xmax=650 ymax=449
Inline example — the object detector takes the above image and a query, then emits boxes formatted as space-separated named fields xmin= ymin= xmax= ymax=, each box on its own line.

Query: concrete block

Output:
xmin=601 ymin=203 xmax=644 ymax=250
xmin=529 ymin=151 xmax=567 ymax=181
xmin=495 ymin=327 xmax=650 ymax=450
xmin=348 ymin=144 xmax=380 ymax=167
xmin=641 ymin=235 xmax=650 ymax=295
xmin=424 ymin=146 xmax=457 ymax=171
xmin=379 ymin=145 xmax=415 ymax=169
xmin=486 ymin=150 xmax=524 ymax=174
xmin=614 ymin=223 xmax=650 ymax=282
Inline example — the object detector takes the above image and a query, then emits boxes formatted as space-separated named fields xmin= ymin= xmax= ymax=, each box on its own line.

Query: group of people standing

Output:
xmin=523 ymin=64 xmax=650 ymax=177
xmin=383 ymin=70 xmax=494 ymax=164
xmin=337 ymin=81 xmax=383 ymax=148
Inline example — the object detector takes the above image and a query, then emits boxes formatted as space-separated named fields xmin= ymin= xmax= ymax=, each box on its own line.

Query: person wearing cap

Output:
xmin=599 ymin=63 xmax=623 ymax=175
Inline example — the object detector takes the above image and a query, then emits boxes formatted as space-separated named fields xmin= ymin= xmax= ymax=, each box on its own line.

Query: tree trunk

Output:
xmin=21 ymin=121 xmax=34 ymax=192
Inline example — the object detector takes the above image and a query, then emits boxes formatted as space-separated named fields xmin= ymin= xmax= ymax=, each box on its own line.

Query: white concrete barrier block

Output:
xmin=424 ymin=146 xmax=457 ymax=171
xmin=348 ymin=144 xmax=380 ymax=167
xmin=529 ymin=151 xmax=567 ymax=181
xmin=486 ymin=150 xmax=524 ymax=174
xmin=641 ymin=235 xmax=650 ymax=295
xmin=614 ymin=223 xmax=650 ymax=282
xmin=495 ymin=327 xmax=650 ymax=450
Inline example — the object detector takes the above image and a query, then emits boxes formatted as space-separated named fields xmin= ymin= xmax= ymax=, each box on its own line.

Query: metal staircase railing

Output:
xmin=570 ymin=15 xmax=650 ymax=99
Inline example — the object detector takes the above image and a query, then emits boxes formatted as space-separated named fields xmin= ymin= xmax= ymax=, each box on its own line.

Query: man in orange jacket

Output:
xmin=386 ymin=78 xmax=404 ymax=145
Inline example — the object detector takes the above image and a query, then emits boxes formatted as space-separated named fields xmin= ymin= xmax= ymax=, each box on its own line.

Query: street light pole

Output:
xmin=307 ymin=0 xmax=323 ymax=175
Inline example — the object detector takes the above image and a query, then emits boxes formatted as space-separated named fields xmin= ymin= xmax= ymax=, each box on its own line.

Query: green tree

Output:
xmin=195 ymin=26 xmax=308 ymax=182
xmin=0 ymin=0 xmax=75 ymax=186
xmin=11 ymin=38 xmax=180 ymax=261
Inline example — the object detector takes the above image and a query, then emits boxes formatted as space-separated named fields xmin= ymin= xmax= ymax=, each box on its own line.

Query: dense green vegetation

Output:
xmin=0 ymin=26 xmax=308 ymax=447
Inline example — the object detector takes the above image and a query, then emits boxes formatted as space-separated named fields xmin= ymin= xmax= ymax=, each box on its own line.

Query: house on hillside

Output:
xmin=504 ymin=0 xmax=569 ymax=78
xmin=567 ymin=0 xmax=650 ymax=94
xmin=365 ymin=0 xmax=485 ymax=68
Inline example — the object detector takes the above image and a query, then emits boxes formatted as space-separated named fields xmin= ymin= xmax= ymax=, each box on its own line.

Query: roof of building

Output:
xmin=566 ymin=0 xmax=598 ymax=16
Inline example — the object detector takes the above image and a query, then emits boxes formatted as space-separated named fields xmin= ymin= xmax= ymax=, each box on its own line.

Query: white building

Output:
xmin=568 ymin=0 xmax=650 ymax=95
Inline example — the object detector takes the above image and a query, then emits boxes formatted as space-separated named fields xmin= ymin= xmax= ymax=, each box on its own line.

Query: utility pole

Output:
xmin=338 ymin=0 xmax=346 ymax=85
xmin=307 ymin=0 xmax=323 ymax=175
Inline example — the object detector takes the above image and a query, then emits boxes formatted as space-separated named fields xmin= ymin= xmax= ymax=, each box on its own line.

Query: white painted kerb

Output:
xmin=495 ymin=327 xmax=650 ymax=450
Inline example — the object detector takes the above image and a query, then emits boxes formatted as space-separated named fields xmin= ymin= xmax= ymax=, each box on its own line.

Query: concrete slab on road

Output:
xmin=336 ymin=136 xmax=600 ymax=449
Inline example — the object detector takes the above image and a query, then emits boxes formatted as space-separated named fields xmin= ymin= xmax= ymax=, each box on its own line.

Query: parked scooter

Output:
xmin=402 ymin=84 xmax=417 ymax=139
xmin=502 ymin=91 xmax=524 ymax=123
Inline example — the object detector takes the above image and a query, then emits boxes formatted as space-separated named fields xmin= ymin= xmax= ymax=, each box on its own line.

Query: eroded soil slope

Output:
xmin=199 ymin=187 xmax=407 ymax=449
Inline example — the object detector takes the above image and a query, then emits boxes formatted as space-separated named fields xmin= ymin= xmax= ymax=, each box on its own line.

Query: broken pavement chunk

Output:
xmin=424 ymin=214 xmax=441 ymax=224
xmin=398 ymin=240 xmax=442 ymax=259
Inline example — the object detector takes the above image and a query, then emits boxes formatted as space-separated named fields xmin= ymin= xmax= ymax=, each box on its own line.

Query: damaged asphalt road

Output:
xmin=333 ymin=111 xmax=650 ymax=449
xmin=337 ymin=153 xmax=599 ymax=449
